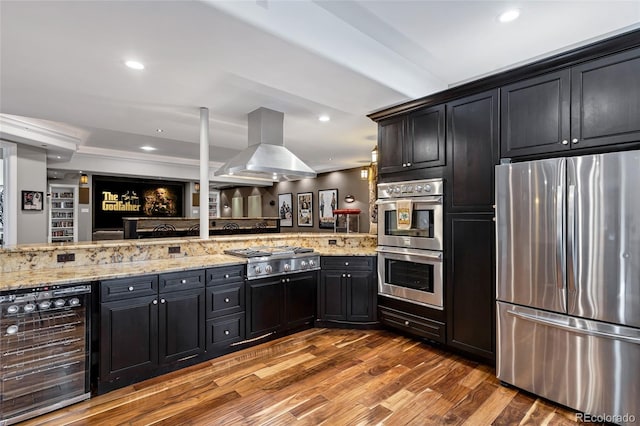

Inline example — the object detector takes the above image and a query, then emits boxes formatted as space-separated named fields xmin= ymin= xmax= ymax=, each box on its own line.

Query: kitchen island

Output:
xmin=0 ymin=233 xmax=376 ymax=290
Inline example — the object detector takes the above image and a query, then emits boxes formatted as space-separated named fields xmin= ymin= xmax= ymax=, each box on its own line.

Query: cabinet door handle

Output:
xmin=572 ymin=138 xmax=579 ymax=144
xmin=406 ymin=162 xmax=412 ymax=167
xmin=160 ymin=299 xmax=166 ymax=304
xmin=224 ymin=330 xmax=230 ymax=335
xmin=561 ymin=140 xmax=569 ymax=145
xmin=342 ymin=274 xmax=346 ymax=278
xmin=402 ymin=163 xmax=407 ymax=167
xmin=180 ymin=279 xmax=186 ymax=284
xmin=286 ymin=278 xmax=290 ymax=283
xmin=347 ymin=274 xmax=351 ymax=278
xmin=128 ymin=286 xmax=134 ymax=292
xmin=224 ymin=274 xmax=230 ymax=279
xmin=152 ymin=299 xmax=158 ymax=305
xmin=224 ymin=298 xmax=230 ymax=303
xmin=404 ymin=320 xmax=410 ymax=326
xmin=345 ymin=262 xmax=349 ymax=266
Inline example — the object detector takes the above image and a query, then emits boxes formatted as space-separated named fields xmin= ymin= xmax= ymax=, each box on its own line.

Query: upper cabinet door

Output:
xmin=378 ymin=115 xmax=406 ymax=174
xmin=407 ymin=104 xmax=446 ymax=169
xmin=447 ymin=90 xmax=499 ymax=211
xmin=571 ymin=47 xmax=640 ymax=149
xmin=501 ymin=69 xmax=571 ymax=158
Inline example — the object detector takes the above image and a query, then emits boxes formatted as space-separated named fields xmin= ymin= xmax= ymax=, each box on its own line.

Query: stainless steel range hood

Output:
xmin=214 ymin=107 xmax=316 ymax=181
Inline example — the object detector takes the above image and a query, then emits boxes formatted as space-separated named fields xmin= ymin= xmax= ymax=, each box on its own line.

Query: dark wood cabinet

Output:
xmin=99 ymin=294 xmax=158 ymax=385
xmin=501 ymin=69 xmax=571 ymax=157
xmin=158 ymin=287 xmax=205 ymax=364
xmin=318 ymin=256 xmax=377 ymax=326
xmin=502 ymin=46 xmax=640 ymax=158
xmin=246 ymin=276 xmax=284 ymax=339
xmin=571 ymin=47 xmax=640 ymax=149
xmin=98 ymin=269 xmax=207 ymax=392
xmin=447 ymin=90 xmax=499 ymax=211
xmin=285 ymin=272 xmax=317 ymax=330
xmin=246 ymin=271 xmax=317 ymax=340
xmin=447 ymin=214 xmax=495 ymax=361
xmin=205 ymin=265 xmax=246 ymax=353
xmin=378 ymin=105 xmax=445 ymax=175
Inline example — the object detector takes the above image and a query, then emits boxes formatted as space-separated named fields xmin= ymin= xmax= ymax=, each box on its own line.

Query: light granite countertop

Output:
xmin=0 ymin=241 xmax=376 ymax=291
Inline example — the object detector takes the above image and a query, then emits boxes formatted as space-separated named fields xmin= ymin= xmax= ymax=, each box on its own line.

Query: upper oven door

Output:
xmin=377 ymin=196 xmax=443 ymax=251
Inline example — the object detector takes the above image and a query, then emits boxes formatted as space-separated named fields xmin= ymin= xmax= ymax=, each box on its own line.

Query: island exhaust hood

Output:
xmin=214 ymin=107 xmax=317 ymax=181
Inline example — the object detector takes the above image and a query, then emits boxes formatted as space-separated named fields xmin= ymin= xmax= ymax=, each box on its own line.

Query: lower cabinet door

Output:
xmin=285 ymin=272 xmax=317 ymax=330
xmin=319 ymin=270 xmax=347 ymax=321
xmin=158 ymin=287 xmax=205 ymax=364
xmin=246 ymin=277 xmax=284 ymax=339
xmin=206 ymin=312 xmax=245 ymax=353
xmin=100 ymin=295 xmax=159 ymax=383
xmin=347 ymin=270 xmax=375 ymax=322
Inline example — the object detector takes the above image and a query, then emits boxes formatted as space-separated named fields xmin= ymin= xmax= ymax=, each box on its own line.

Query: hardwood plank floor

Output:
xmin=21 ymin=328 xmax=587 ymax=425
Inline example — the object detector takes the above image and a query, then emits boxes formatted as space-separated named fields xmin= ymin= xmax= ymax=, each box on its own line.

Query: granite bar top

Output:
xmin=0 ymin=233 xmax=377 ymax=291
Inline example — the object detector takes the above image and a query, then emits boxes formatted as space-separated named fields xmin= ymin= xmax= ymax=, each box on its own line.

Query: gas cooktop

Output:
xmin=224 ymin=246 xmax=319 ymax=279
xmin=224 ymin=245 xmax=315 ymax=258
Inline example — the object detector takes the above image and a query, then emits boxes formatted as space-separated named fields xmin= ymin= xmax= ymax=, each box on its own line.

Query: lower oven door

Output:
xmin=377 ymin=246 xmax=443 ymax=310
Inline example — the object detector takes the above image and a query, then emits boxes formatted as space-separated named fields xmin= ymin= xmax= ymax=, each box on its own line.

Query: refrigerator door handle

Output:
xmin=567 ymin=184 xmax=576 ymax=293
xmin=556 ymin=184 xmax=566 ymax=291
xmin=507 ymin=310 xmax=640 ymax=345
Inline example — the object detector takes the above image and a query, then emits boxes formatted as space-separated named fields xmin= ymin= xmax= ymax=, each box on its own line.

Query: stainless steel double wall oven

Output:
xmin=376 ymin=178 xmax=444 ymax=309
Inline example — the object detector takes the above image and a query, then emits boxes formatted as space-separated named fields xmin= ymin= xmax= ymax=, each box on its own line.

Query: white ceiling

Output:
xmin=1 ymin=0 xmax=639 ymax=182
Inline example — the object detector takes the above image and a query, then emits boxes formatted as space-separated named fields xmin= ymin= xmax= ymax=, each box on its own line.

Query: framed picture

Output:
xmin=318 ymin=188 xmax=338 ymax=228
xmin=278 ymin=193 xmax=293 ymax=227
xmin=22 ymin=190 xmax=44 ymax=211
xmin=297 ymin=192 xmax=313 ymax=227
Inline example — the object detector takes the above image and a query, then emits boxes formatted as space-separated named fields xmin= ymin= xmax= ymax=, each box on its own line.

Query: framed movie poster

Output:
xmin=22 ymin=190 xmax=44 ymax=211
xmin=297 ymin=192 xmax=313 ymax=227
xmin=318 ymin=188 xmax=338 ymax=228
xmin=278 ymin=193 xmax=293 ymax=227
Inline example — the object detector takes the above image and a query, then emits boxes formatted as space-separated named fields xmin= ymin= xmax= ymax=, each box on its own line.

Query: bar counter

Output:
xmin=0 ymin=233 xmax=377 ymax=291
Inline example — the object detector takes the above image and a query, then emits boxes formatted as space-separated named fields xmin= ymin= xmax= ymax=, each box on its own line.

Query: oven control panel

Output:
xmin=378 ymin=178 xmax=443 ymax=198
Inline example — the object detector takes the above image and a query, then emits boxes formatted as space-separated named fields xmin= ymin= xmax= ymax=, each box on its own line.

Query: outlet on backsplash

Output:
xmin=57 ymin=253 xmax=76 ymax=263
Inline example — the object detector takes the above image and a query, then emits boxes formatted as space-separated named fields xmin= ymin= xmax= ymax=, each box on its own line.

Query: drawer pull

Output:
xmin=181 ymin=279 xmax=187 ymax=284
xmin=128 ymin=286 xmax=134 ymax=291
xmin=224 ymin=330 xmax=230 ymax=335
xmin=160 ymin=299 xmax=166 ymax=304
xmin=345 ymin=262 xmax=349 ymax=266
xmin=342 ymin=274 xmax=346 ymax=278
xmin=153 ymin=300 xmax=158 ymax=305
xmin=224 ymin=298 xmax=230 ymax=303
xmin=224 ymin=274 xmax=230 ymax=279
xmin=404 ymin=320 xmax=410 ymax=326
xmin=347 ymin=274 xmax=351 ymax=278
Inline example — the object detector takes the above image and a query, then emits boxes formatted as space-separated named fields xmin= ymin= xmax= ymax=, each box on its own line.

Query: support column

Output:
xmin=199 ymin=107 xmax=209 ymax=239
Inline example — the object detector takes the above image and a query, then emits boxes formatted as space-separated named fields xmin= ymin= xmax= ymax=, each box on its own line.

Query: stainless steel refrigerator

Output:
xmin=496 ymin=150 xmax=640 ymax=421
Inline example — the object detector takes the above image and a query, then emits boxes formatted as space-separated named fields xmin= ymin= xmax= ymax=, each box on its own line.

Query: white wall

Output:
xmin=17 ymin=145 xmax=47 ymax=244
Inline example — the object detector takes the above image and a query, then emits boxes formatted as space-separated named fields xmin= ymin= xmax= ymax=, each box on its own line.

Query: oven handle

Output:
xmin=376 ymin=246 xmax=442 ymax=262
xmin=375 ymin=196 xmax=442 ymax=205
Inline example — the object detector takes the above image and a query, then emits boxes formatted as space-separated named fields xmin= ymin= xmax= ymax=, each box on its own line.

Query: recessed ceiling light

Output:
xmin=56 ymin=156 xmax=61 ymax=159
xmin=140 ymin=146 xmax=156 ymax=151
xmin=318 ymin=115 xmax=330 ymax=122
xmin=125 ymin=60 xmax=145 ymax=70
xmin=156 ymin=128 xmax=163 ymax=133
xmin=498 ymin=9 xmax=520 ymax=23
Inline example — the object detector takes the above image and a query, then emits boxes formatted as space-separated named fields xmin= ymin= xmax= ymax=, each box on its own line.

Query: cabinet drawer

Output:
xmin=321 ymin=256 xmax=374 ymax=271
xmin=100 ymin=275 xmax=158 ymax=302
xmin=159 ymin=269 xmax=205 ymax=293
xmin=207 ymin=282 xmax=244 ymax=318
xmin=206 ymin=313 xmax=245 ymax=352
xmin=207 ymin=265 xmax=245 ymax=286
xmin=379 ymin=306 xmax=445 ymax=343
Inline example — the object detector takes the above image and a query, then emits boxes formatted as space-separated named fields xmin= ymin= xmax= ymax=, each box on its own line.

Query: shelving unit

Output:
xmin=0 ymin=185 xmax=4 ymax=246
xmin=208 ymin=189 xmax=220 ymax=218
xmin=48 ymin=184 xmax=78 ymax=243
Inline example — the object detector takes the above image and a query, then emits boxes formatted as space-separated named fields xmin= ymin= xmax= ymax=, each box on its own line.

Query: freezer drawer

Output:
xmin=497 ymin=301 xmax=640 ymax=420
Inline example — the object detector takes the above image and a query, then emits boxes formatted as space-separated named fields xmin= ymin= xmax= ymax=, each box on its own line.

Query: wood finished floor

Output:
xmin=22 ymin=328 xmax=586 ymax=425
